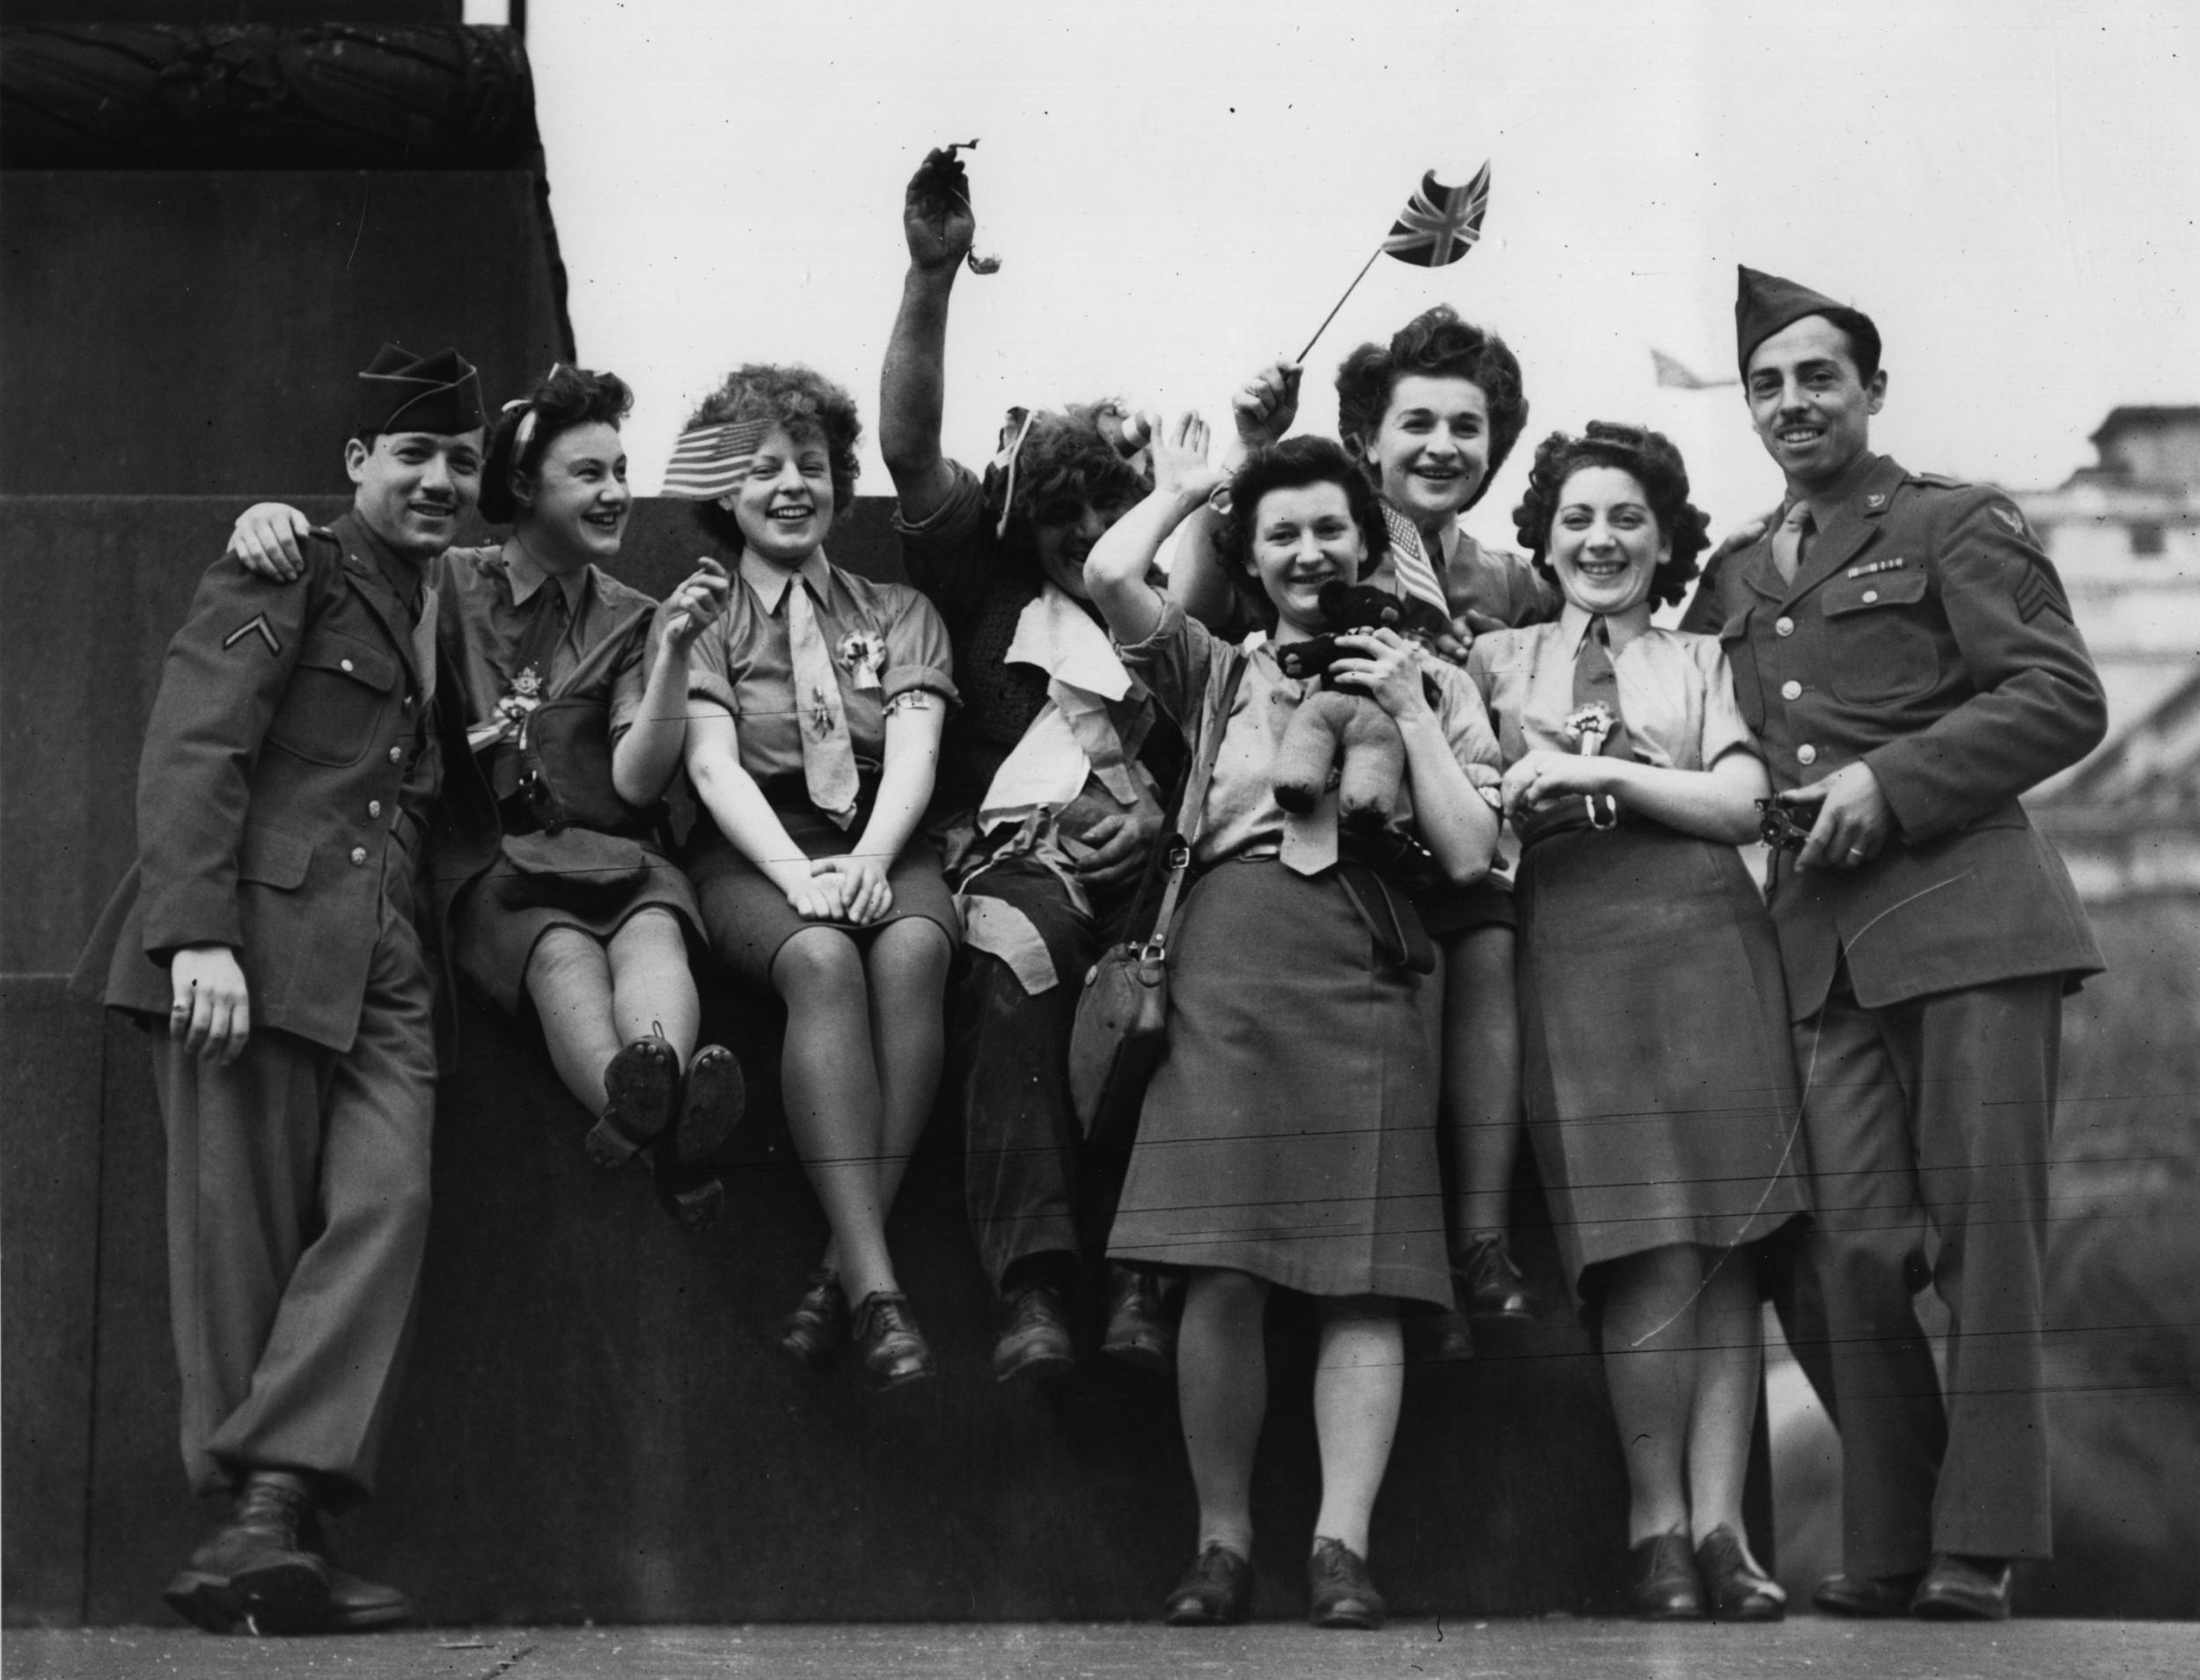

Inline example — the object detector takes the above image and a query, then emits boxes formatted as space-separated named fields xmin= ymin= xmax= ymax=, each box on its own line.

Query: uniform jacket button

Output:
xmin=1781 ymin=679 xmax=1803 ymax=701
xmin=368 ymin=799 xmax=383 ymax=819
xmin=388 ymin=745 xmax=404 ymax=764
xmin=349 ymin=846 xmax=369 ymax=866
xmin=340 ymin=657 xmax=356 ymax=672
xmin=1797 ymin=744 xmax=1818 ymax=766
xmin=1862 ymin=589 xmax=1880 ymax=605
xmin=1775 ymin=616 xmax=1795 ymax=637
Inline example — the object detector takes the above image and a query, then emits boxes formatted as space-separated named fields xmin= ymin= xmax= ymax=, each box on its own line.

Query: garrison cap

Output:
xmin=357 ymin=342 xmax=487 ymax=437
xmin=1735 ymin=266 xmax=1849 ymax=378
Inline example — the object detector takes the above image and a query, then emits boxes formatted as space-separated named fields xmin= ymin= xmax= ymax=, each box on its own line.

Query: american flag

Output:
xmin=661 ymin=418 xmax=768 ymax=500
xmin=1381 ymin=164 xmax=1491 ymax=268
xmin=1379 ymin=503 xmax=1452 ymax=615
xmin=1651 ymin=348 xmax=1738 ymax=391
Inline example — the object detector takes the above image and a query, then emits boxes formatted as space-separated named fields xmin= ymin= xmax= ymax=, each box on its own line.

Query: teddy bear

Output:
xmin=1272 ymin=583 xmax=1450 ymax=831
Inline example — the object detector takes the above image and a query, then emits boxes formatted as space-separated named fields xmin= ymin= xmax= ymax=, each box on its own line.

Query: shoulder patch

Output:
xmin=2014 ymin=557 xmax=2072 ymax=625
xmin=223 ymin=612 xmax=283 ymax=657
xmin=1990 ymin=501 xmax=2033 ymax=539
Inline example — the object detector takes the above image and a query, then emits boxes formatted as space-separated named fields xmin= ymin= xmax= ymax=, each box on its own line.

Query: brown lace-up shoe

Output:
xmin=163 ymin=1471 xmax=329 ymax=1635
xmin=992 ymin=1283 xmax=1076 ymax=1383
xmin=1308 ymin=1537 xmax=1386 ymax=1629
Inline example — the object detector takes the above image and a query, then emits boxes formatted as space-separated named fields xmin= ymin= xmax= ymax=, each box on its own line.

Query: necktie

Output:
xmin=1572 ymin=616 xmax=1636 ymax=762
xmin=408 ymin=584 xmax=439 ymax=710
xmin=786 ymin=579 xmax=862 ymax=829
xmin=1771 ymin=503 xmax=1815 ymax=586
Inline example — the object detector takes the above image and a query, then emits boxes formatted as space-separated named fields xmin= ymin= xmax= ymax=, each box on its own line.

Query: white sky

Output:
xmin=489 ymin=0 xmax=2200 ymax=546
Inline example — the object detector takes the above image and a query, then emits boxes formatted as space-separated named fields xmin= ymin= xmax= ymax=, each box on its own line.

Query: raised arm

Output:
xmin=612 ymin=559 xmax=730 ymax=805
xmin=878 ymin=148 xmax=978 ymax=525
xmin=1170 ymin=361 xmax=1301 ymax=629
xmin=1086 ymin=413 xmax=1224 ymax=646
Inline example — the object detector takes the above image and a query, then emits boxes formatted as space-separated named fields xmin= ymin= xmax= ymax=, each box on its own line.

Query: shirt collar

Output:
xmin=336 ymin=509 xmax=428 ymax=605
xmin=502 ymin=539 xmax=590 ymax=613
xmin=738 ymin=547 xmax=833 ymax=613
xmin=1558 ymin=600 xmax=1646 ymax=658
xmin=1800 ymin=449 xmax=1885 ymax=527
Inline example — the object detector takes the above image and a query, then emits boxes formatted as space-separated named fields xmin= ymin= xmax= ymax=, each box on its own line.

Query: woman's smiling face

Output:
xmin=1546 ymin=465 xmax=1668 ymax=617
xmin=1361 ymin=373 xmax=1490 ymax=524
xmin=517 ymin=421 xmax=628 ymax=563
xmin=726 ymin=423 xmax=836 ymax=564
xmin=1246 ymin=479 xmax=1367 ymax=635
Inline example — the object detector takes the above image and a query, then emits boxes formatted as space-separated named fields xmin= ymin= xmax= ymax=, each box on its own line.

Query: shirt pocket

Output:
xmin=1718 ymin=608 xmax=1765 ymax=731
xmin=1820 ymin=569 xmax=1937 ymax=705
xmin=267 ymin=628 xmax=397 ymax=767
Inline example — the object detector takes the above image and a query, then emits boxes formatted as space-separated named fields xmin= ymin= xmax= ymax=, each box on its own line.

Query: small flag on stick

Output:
xmin=661 ymin=418 xmax=768 ymax=500
xmin=1651 ymin=349 xmax=1738 ymax=391
xmin=1381 ymin=164 xmax=1492 ymax=268
xmin=1379 ymin=503 xmax=1452 ymax=616
xmin=1298 ymin=161 xmax=1492 ymax=363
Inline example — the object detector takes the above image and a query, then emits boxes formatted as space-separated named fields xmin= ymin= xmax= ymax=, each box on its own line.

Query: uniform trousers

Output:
xmin=153 ymin=862 xmax=436 ymax=1509
xmin=1786 ymin=962 xmax=2059 ymax=1573
xmin=951 ymin=854 xmax=1133 ymax=1290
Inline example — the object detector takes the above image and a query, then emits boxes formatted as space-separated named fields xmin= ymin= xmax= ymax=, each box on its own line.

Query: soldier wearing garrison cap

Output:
xmin=75 ymin=342 xmax=488 ymax=1635
xmin=1681 ymin=268 xmax=2105 ymax=1621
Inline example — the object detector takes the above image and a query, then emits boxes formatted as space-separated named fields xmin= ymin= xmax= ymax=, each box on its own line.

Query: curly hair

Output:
xmin=989 ymin=403 xmax=1151 ymax=579
xmin=1217 ymin=436 xmax=1390 ymax=629
xmin=1333 ymin=305 xmax=1529 ymax=514
xmin=1509 ymin=422 xmax=1712 ymax=612
xmin=684 ymin=363 xmax=863 ymax=553
xmin=478 ymin=364 xmax=634 ymax=525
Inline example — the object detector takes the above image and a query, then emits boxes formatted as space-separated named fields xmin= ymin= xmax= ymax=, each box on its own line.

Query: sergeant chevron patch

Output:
xmin=2015 ymin=561 xmax=2072 ymax=624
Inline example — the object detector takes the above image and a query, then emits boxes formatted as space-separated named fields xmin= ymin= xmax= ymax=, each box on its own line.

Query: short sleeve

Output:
xmin=604 ymin=613 xmax=652 ymax=743
xmin=878 ymin=584 xmax=958 ymax=707
xmin=1696 ymin=640 xmax=1761 ymax=767
xmin=686 ymin=609 xmax=741 ymax=713
xmin=1113 ymin=595 xmax=1221 ymax=728
xmin=891 ymin=459 xmax=994 ymax=627
xmin=1428 ymin=661 xmax=1503 ymax=792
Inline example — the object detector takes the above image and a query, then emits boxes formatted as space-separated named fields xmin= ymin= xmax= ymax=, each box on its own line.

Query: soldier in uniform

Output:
xmin=1683 ymin=268 xmax=2106 ymax=1619
xmin=75 ymin=345 xmax=488 ymax=1634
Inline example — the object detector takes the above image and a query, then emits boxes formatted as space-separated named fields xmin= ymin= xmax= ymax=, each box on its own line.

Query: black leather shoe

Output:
xmin=1101 ymin=1266 xmax=1175 ymax=1373
xmin=852 ymin=1291 xmax=936 ymax=1390
xmin=1628 ymin=1530 xmax=1705 ymax=1620
xmin=1695 ymin=1525 xmax=1785 ymax=1622
xmin=993 ymin=1283 xmax=1076 ymax=1383
xmin=1812 ymin=1569 xmax=1923 ymax=1618
xmin=1308 ymin=1537 xmax=1386 ymax=1629
xmin=163 ymin=1471 xmax=330 ymax=1635
xmin=1911 ymin=1554 xmax=2013 ymax=1621
xmin=670 ymin=1044 xmax=745 ymax=1165
xmin=1456 ymin=1233 xmax=1536 ymax=1325
xmin=780 ymin=1268 xmax=847 ymax=1368
xmin=297 ymin=1512 xmax=412 ymax=1633
xmin=587 ymin=1036 xmax=680 ymax=1170
xmin=1162 ymin=1544 xmax=1253 ymax=1625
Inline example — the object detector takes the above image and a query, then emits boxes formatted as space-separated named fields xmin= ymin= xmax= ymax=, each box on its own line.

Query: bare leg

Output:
xmin=524 ymin=928 xmax=622 ymax=1116
xmin=771 ymin=928 xmax=897 ymax=1304
xmin=862 ymin=917 xmax=952 ymax=1218
xmin=1442 ymin=927 xmax=1522 ymax=1243
xmin=605 ymin=908 xmax=700 ymax=1067
xmin=1601 ymin=1244 xmax=1700 ymax=1544
xmin=1177 ymin=1268 xmax=1270 ymax=1559
xmin=1311 ymin=1307 xmax=1405 ymax=1556
xmin=1687 ymin=1249 xmax=1768 ymax=1567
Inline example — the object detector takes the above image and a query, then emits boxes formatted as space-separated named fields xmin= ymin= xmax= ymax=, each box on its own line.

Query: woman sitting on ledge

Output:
xmin=674 ymin=363 xmax=961 ymax=1392
xmin=223 ymin=365 xmax=746 ymax=1207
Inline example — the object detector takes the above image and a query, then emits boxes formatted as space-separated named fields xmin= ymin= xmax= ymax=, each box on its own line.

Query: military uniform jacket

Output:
xmin=77 ymin=512 xmax=446 ymax=1054
xmin=1682 ymin=453 xmax=2106 ymax=1018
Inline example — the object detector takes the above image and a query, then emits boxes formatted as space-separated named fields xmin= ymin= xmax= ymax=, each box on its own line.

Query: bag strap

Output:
xmin=1140 ymin=648 xmax=1248 ymax=957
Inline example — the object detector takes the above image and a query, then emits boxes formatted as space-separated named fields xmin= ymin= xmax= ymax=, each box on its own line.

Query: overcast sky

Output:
xmin=495 ymin=0 xmax=2200 ymax=545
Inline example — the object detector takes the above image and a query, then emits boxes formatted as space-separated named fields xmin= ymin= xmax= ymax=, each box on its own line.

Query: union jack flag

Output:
xmin=1379 ymin=502 xmax=1452 ymax=615
xmin=661 ymin=417 xmax=769 ymax=499
xmin=1381 ymin=164 xmax=1492 ymax=268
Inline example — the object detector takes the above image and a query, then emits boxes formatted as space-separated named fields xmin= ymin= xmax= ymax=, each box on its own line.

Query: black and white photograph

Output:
xmin=3 ymin=2 xmax=2196 ymax=1676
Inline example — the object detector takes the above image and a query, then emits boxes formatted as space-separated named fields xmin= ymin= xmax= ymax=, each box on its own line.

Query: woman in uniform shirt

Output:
xmin=678 ymin=363 xmax=961 ymax=1391
xmin=1468 ymin=422 xmax=1806 ymax=1622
